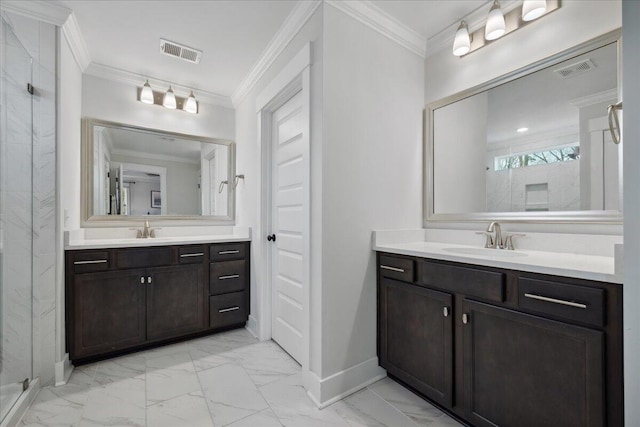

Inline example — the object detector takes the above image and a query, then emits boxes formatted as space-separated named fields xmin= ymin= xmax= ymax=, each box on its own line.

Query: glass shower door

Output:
xmin=0 ymin=16 xmax=34 ymax=423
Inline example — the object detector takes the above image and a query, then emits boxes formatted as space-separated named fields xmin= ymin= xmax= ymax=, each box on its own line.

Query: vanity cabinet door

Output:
xmin=72 ymin=269 xmax=146 ymax=359
xmin=146 ymin=264 xmax=204 ymax=341
xmin=379 ymin=278 xmax=453 ymax=407
xmin=462 ymin=299 xmax=605 ymax=427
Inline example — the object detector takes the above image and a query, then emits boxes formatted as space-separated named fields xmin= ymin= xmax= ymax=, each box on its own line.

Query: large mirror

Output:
xmin=82 ymin=118 xmax=235 ymax=225
xmin=426 ymin=31 xmax=622 ymax=223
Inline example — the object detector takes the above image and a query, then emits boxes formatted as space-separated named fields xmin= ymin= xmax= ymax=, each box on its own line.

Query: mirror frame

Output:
xmin=425 ymin=30 xmax=622 ymax=225
xmin=81 ymin=118 xmax=237 ymax=227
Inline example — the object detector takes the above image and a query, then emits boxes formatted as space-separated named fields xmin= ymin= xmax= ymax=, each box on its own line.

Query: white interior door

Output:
xmin=271 ymin=91 xmax=305 ymax=363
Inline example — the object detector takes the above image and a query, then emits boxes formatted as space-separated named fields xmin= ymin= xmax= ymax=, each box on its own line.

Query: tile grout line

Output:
xmin=366 ymin=384 xmax=424 ymax=427
xmin=187 ymin=341 xmax=218 ymax=427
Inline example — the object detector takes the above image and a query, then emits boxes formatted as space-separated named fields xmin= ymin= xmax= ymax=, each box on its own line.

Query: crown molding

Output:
xmin=426 ymin=0 xmax=522 ymax=58
xmin=61 ymin=13 xmax=91 ymax=72
xmin=569 ymin=89 xmax=617 ymax=108
xmin=325 ymin=0 xmax=426 ymax=58
xmin=0 ymin=0 xmax=70 ymax=26
xmin=85 ymin=62 xmax=233 ymax=109
xmin=231 ymin=0 xmax=322 ymax=107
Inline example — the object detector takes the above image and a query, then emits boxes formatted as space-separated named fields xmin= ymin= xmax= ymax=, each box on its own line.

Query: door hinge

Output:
xmin=27 ymin=83 xmax=34 ymax=95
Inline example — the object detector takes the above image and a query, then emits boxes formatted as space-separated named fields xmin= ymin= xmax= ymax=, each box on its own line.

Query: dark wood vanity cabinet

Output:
xmin=377 ymin=252 xmax=623 ymax=427
xmin=66 ymin=241 xmax=250 ymax=362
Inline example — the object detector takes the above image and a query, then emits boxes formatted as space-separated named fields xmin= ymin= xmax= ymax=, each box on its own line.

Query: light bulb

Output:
xmin=452 ymin=21 xmax=471 ymax=57
xmin=163 ymin=86 xmax=176 ymax=109
xmin=485 ymin=0 xmax=506 ymax=41
xmin=184 ymin=91 xmax=198 ymax=114
xmin=140 ymin=80 xmax=154 ymax=104
xmin=522 ymin=0 xmax=547 ymax=21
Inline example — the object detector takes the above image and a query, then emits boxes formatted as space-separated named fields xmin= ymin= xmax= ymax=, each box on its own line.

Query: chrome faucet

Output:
xmin=487 ymin=222 xmax=503 ymax=249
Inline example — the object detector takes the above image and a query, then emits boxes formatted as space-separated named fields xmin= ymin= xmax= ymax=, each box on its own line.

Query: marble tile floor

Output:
xmin=18 ymin=328 xmax=463 ymax=427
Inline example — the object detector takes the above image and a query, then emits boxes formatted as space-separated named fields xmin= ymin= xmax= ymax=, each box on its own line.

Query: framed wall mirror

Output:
xmin=82 ymin=118 xmax=236 ymax=226
xmin=425 ymin=30 xmax=622 ymax=224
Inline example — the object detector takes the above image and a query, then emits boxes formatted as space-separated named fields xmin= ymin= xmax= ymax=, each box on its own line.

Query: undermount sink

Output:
xmin=443 ymin=247 xmax=528 ymax=258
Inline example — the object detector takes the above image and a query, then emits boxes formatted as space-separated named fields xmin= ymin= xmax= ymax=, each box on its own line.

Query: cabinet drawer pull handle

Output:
xmin=219 ymin=274 xmax=240 ymax=280
xmin=74 ymin=259 xmax=107 ymax=265
xmin=147 ymin=276 xmax=152 ymax=284
xmin=443 ymin=307 xmax=450 ymax=317
xmin=380 ymin=265 xmax=405 ymax=273
xmin=180 ymin=252 xmax=204 ymax=258
xmin=524 ymin=293 xmax=587 ymax=309
xmin=218 ymin=250 xmax=240 ymax=255
xmin=462 ymin=313 xmax=469 ymax=324
xmin=219 ymin=306 xmax=240 ymax=313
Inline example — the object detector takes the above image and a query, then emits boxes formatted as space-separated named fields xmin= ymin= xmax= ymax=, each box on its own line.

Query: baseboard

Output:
xmin=54 ymin=353 xmax=73 ymax=386
xmin=305 ymin=357 xmax=387 ymax=408
xmin=0 ymin=377 xmax=40 ymax=427
xmin=246 ymin=315 xmax=258 ymax=338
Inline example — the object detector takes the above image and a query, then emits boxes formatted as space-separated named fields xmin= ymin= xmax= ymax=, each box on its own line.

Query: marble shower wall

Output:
xmin=1 ymin=17 xmax=34 ymax=388
xmin=2 ymin=12 xmax=58 ymax=387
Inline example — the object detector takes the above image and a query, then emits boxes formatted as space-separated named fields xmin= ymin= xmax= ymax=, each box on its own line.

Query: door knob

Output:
xmin=267 ymin=234 xmax=276 ymax=242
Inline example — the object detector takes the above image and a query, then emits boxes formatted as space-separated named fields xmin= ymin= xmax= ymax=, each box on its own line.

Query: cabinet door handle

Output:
xmin=380 ymin=265 xmax=405 ymax=273
xmin=218 ymin=250 xmax=240 ymax=255
xmin=147 ymin=276 xmax=152 ymax=284
xmin=219 ymin=306 xmax=240 ymax=313
xmin=443 ymin=307 xmax=450 ymax=317
xmin=74 ymin=259 xmax=107 ymax=265
xmin=219 ymin=274 xmax=240 ymax=280
xmin=140 ymin=277 xmax=145 ymax=284
xmin=462 ymin=313 xmax=469 ymax=324
xmin=523 ymin=293 xmax=587 ymax=309
xmin=180 ymin=252 xmax=204 ymax=258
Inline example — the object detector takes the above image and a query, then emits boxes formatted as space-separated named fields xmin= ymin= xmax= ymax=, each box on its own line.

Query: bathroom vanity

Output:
xmin=65 ymin=238 xmax=250 ymax=363
xmin=376 ymin=247 xmax=622 ymax=427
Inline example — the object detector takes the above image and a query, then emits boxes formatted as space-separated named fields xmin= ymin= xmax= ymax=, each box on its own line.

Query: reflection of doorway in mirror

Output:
xmin=115 ymin=162 xmax=167 ymax=216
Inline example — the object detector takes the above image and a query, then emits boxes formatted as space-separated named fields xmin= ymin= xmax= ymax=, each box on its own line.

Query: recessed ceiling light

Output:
xmin=517 ymin=127 xmax=529 ymax=133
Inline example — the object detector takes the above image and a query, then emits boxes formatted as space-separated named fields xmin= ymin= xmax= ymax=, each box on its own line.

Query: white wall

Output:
xmin=321 ymin=3 xmax=424 ymax=384
xmin=57 ymin=29 xmax=83 ymax=382
xmin=622 ymin=1 xmax=640 ymax=425
xmin=234 ymin=6 xmax=324 ymax=378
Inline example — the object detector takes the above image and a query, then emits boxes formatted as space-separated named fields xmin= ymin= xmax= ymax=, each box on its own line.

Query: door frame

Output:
xmin=255 ymin=43 xmax=311 ymax=371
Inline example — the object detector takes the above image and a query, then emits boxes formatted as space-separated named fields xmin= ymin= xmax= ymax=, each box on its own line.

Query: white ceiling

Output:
xmin=59 ymin=0 xmax=297 ymax=97
xmin=59 ymin=1 xmax=490 ymax=100
xmin=370 ymin=0 xmax=485 ymax=39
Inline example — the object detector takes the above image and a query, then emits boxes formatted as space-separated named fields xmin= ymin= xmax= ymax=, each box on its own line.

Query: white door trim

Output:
xmin=256 ymin=43 xmax=311 ymax=372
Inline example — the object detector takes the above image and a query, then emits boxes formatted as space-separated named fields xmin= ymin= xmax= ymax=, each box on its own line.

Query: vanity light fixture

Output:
xmin=453 ymin=21 xmax=472 ymax=57
xmin=485 ymin=0 xmax=506 ymax=41
xmin=163 ymin=86 xmax=177 ymax=109
xmin=184 ymin=91 xmax=198 ymax=114
xmin=140 ymin=80 xmax=154 ymax=105
xmin=453 ymin=0 xmax=559 ymax=57
xmin=522 ymin=0 xmax=547 ymax=21
xmin=137 ymin=82 xmax=200 ymax=114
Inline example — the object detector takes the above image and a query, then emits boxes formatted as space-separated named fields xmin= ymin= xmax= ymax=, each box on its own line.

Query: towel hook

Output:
xmin=218 ymin=180 xmax=228 ymax=194
xmin=233 ymin=174 xmax=245 ymax=189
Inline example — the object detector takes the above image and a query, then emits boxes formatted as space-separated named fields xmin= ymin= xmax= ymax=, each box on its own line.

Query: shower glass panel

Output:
xmin=0 ymin=16 xmax=34 ymax=423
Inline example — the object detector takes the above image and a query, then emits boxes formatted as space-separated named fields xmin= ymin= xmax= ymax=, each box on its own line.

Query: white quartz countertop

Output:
xmin=65 ymin=226 xmax=251 ymax=250
xmin=374 ymin=240 xmax=622 ymax=284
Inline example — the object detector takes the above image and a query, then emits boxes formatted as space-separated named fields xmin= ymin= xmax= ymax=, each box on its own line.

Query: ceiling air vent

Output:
xmin=160 ymin=39 xmax=202 ymax=64
xmin=553 ymin=58 xmax=596 ymax=79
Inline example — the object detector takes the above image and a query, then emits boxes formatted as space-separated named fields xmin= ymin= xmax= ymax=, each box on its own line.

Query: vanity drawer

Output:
xmin=518 ymin=277 xmax=605 ymax=327
xmin=116 ymin=247 xmax=174 ymax=269
xmin=71 ymin=251 xmax=111 ymax=273
xmin=421 ymin=261 xmax=505 ymax=303
xmin=210 ymin=243 xmax=246 ymax=261
xmin=379 ymin=255 xmax=414 ymax=282
xmin=210 ymin=292 xmax=247 ymax=328
xmin=178 ymin=246 xmax=205 ymax=264
xmin=210 ymin=260 xmax=246 ymax=295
